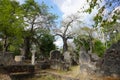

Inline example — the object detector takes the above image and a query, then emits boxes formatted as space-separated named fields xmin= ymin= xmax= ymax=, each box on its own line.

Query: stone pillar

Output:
xmin=31 ymin=50 xmax=36 ymax=65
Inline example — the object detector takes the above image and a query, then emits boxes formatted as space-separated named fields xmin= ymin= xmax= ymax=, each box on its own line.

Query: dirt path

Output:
xmin=35 ymin=66 xmax=80 ymax=80
xmin=35 ymin=66 xmax=120 ymax=80
xmin=38 ymin=71 xmax=79 ymax=80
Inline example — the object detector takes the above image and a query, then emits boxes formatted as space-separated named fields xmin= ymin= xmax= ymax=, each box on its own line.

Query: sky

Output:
xmin=17 ymin=0 xmax=63 ymax=23
xmin=16 ymin=0 xmax=120 ymax=48
xmin=17 ymin=0 xmax=90 ymax=21
xmin=17 ymin=0 xmax=96 ymax=48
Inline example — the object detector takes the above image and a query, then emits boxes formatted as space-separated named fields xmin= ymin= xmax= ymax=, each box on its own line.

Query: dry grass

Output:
xmin=25 ymin=65 xmax=120 ymax=80
xmin=61 ymin=65 xmax=120 ymax=80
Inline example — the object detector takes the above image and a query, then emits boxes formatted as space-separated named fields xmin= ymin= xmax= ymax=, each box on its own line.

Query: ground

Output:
xmin=24 ymin=65 xmax=120 ymax=80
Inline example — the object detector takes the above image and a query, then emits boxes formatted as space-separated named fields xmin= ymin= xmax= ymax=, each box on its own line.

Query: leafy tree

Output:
xmin=86 ymin=0 xmax=120 ymax=47
xmin=21 ymin=0 xmax=57 ymax=58
xmin=74 ymin=35 xmax=90 ymax=52
xmin=31 ymin=29 xmax=56 ymax=58
xmin=86 ymin=0 xmax=120 ymax=14
xmin=38 ymin=31 xmax=56 ymax=58
xmin=74 ymin=26 xmax=106 ymax=57
xmin=0 ymin=0 xmax=24 ymax=53
xmin=74 ymin=34 xmax=106 ymax=57
xmin=81 ymin=27 xmax=95 ymax=53
xmin=0 ymin=0 xmax=57 ymax=59
xmin=93 ymin=39 xmax=106 ymax=57
xmin=74 ymin=27 xmax=95 ymax=52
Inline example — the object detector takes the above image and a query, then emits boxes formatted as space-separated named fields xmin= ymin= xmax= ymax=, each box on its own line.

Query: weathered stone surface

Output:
xmin=49 ymin=50 xmax=64 ymax=70
xmin=63 ymin=51 xmax=72 ymax=71
xmin=63 ymin=51 xmax=71 ymax=64
xmin=49 ymin=50 xmax=62 ymax=60
xmin=88 ymin=51 xmax=100 ymax=62
xmin=100 ymin=40 xmax=120 ymax=76
xmin=79 ymin=50 xmax=90 ymax=64
xmin=0 ymin=52 xmax=15 ymax=65
xmin=79 ymin=47 xmax=99 ymax=75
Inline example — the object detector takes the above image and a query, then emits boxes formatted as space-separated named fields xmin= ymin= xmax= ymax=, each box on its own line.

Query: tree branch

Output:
xmin=63 ymin=20 xmax=74 ymax=36
xmin=54 ymin=33 xmax=63 ymax=38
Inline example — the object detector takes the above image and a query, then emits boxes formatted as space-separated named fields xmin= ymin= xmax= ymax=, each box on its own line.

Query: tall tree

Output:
xmin=54 ymin=15 xmax=79 ymax=53
xmin=0 ymin=0 xmax=24 ymax=54
xmin=22 ymin=0 xmax=57 ymax=58
xmin=30 ymin=29 xmax=56 ymax=58
xmin=74 ymin=27 xmax=95 ymax=52
xmin=86 ymin=0 xmax=120 ymax=46
xmin=74 ymin=27 xmax=106 ymax=57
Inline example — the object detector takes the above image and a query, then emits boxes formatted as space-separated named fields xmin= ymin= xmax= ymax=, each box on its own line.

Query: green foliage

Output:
xmin=85 ymin=0 xmax=120 ymax=50
xmin=74 ymin=27 xmax=95 ymax=53
xmin=86 ymin=0 xmax=120 ymax=28
xmin=0 ymin=0 xmax=24 ymax=36
xmin=8 ymin=37 xmax=23 ymax=56
xmin=0 ymin=41 xmax=3 ymax=51
xmin=86 ymin=0 xmax=98 ymax=13
xmin=38 ymin=31 xmax=56 ymax=57
xmin=93 ymin=39 xmax=106 ymax=57
xmin=74 ymin=35 xmax=90 ymax=52
xmin=0 ymin=0 xmax=57 ymax=59
xmin=0 ymin=0 xmax=25 ymax=51
xmin=22 ymin=0 xmax=41 ymax=19
xmin=9 ymin=45 xmax=21 ymax=56
xmin=22 ymin=0 xmax=57 ymax=59
xmin=74 ymin=36 xmax=106 ymax=57
xmin=22 ymin=0 xmax=57 ymax=28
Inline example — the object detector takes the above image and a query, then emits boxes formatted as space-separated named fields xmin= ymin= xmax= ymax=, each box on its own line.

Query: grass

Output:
xmin=23 ymin=65 xmax=120 ymax=80
xmin=29 ymin=75 xmax=56 ymax=80
xmin=23 ymin=65 xmax=80 ymax=80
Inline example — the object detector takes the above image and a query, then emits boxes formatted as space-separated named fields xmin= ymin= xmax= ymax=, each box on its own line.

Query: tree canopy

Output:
xmin=0 ymin=0 xmax=57 ymax=59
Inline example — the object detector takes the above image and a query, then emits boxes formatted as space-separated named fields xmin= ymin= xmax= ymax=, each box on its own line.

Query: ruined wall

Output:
xmin=0 ymin=52 xmax=15 ymax=65
xmin=100 ymin=40 xmax=120 ymax=77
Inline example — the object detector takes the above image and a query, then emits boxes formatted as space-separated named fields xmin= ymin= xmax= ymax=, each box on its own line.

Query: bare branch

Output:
xmin=54 ymin=33 xmax=63 ymax=38
xmin=63 ymin=19 xmax=74 ymax=36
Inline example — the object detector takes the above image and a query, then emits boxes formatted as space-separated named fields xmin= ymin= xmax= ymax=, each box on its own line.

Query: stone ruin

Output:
xmin=79 ymin=47 xmax=100 ymax=75
xmin=49 ymin=50 xmax=63 ymax=60
xmin=0 ymin=52 xmax=14 ymax=80
xmin=99 ymin=40 xmax=120 ymax=77
xmin=0 ymin=51 xmax=26 ymax=65
xmin=63 ymin=51 xmax=72 ymax=71
xmin=50 ymin=50 xmax=74 ymax=71
xmin=49 ymin=50 xmax=64 ymax=70
xmin=79 ymin=40 xmax=120 ymax=79
xmin=0 ymin=52 xmax=15 ymax=65
xmin=36 ymin=50 xmax=63 ymax=70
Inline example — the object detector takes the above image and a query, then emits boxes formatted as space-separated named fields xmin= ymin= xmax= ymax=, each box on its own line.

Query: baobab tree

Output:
xmin=54 ymin=14 xmax=80 ymax=53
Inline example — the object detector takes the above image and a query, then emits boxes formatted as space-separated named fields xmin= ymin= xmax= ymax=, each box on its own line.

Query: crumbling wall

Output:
xmin=0 ymin=52 xmax=15 ymax=65
xmin=100 ymin=40 xmax=120 ymax=77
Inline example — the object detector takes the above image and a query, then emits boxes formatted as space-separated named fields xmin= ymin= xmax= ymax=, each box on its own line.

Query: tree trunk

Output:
xmin=89 ymin=36 xmax=93 ymax=53
xmin=24 ymin=37 xmax=31 ymax=59
xmin=3 ymin=35 xmax=8 ymax=55
xmin=63 ymin=38 xmax=68 ymax=53
xmin=89 ymin=41 xmax=92 ymax=53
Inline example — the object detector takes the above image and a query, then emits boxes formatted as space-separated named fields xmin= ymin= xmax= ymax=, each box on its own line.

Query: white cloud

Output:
xmin=53 ymin=0 xmax=88 ymax=18
xmin=54 ymin=37 xmax=63 ymax=48
xmin=52 ymin=0 xmax=98 ymax=48
xmin=53 ymin=0 xmax=99 ymax=27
